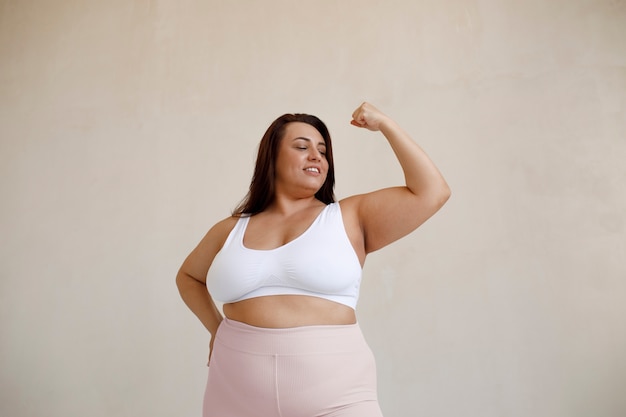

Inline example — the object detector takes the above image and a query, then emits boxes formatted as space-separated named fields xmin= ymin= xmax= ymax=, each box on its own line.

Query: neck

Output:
xmin=266 ymin=195 xmax=324 ymax=217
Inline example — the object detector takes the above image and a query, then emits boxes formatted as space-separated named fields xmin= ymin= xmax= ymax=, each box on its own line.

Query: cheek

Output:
xmin=321 ymin=165 xmax=330 ymax=182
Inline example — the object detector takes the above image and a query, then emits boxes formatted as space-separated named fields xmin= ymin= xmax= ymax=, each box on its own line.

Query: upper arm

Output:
xmin=342 ymin=185 xmax=450 ymax=254
xmin=178 ymin=217 xmax=238 ymax=284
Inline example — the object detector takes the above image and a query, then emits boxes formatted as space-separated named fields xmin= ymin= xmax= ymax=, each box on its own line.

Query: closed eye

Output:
xmin=292 ymin=137 xmax=326 ymax=156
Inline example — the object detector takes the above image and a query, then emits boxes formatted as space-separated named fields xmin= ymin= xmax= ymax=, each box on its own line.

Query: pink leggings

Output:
xmin=203 ymin=318 xmax=383 ymax=417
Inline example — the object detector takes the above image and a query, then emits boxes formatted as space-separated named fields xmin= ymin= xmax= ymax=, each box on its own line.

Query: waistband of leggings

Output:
xmin=215 ymin=318 xmax=367 ymax=355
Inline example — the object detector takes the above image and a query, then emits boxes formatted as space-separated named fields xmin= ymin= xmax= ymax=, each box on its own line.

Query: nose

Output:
xmin=309 ymin=148 xmax=322 ymax=161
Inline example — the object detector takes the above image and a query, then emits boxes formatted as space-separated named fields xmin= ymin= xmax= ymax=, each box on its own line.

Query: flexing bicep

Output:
xmin=346 ymin=103 xmax=450 ymax=253
xmin=348 ymin=186 xmax=449 ymax=254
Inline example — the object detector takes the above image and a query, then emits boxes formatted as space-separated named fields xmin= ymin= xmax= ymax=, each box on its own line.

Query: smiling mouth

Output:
xmin=305 ymin=167 xmax=320 ymax=173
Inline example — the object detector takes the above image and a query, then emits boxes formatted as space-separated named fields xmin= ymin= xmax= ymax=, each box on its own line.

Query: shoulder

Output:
xmin=213 ymin=215 xmax=240 ymax=231
xmin=190 ymin=215 xmax=241 ymax=259
xmin=337 ymin=195 xmax=365 ymax=223
xmin=206 ymin=216 xmax=240 ymax=246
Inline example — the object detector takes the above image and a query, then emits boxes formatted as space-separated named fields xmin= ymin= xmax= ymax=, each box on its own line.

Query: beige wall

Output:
xmin=1 ymin=1 xmax=625 ymax=416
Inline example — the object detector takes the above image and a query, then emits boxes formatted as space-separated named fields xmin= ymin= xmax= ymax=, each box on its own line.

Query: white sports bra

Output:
xmin=206 ymin=202 xmax=363 ymax=309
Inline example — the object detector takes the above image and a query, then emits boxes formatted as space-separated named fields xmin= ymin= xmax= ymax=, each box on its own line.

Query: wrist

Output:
xmin=378 ymin=117 xmax=400 ymax=135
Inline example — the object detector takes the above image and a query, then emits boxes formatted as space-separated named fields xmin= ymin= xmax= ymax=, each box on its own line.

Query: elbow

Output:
xmin=410 ymin=176 xmax=451 ymax=210
xmin=431 ymin=183 xmax=451 ymax=213
xmin=176 ymin=269 xmax=207 ymax=292
xmin=175 ymin=270 xmax=183 ymax=292
xmin=441 ymin=183 xmax=451 ymax=205
xmin=175 ymin=269 xmax=188 ymax=292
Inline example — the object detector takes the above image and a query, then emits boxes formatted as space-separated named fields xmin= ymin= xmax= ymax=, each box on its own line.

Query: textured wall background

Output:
xmin=1 ymin=1 xmax=625 ymax=416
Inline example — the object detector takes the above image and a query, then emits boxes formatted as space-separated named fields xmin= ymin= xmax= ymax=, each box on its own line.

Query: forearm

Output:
xmin=379 ymin=118 xmax=450 ymax=200
xmin=176 ymin=272 xmax=223 ymax=335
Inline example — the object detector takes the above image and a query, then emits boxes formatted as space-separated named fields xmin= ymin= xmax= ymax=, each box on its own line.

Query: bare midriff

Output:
xmin=223 ymin=295 xmax=357 ymax=328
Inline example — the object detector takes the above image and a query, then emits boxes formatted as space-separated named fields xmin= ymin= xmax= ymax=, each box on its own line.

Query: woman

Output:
xmin=176 ymin=102 xmax=450 ymax=417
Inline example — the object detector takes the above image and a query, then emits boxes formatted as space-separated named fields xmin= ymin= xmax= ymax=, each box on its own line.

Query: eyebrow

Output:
xmin=293 ymin=137 xmax=326 ymax=147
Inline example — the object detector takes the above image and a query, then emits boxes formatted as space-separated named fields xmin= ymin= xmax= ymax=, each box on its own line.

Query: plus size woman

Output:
xmin=176 ymin=102 xmax=451 ymax=417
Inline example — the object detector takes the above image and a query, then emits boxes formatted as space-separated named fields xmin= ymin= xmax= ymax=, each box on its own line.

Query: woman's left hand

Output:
xmin=350 ymin=102 xmax=391 ymax=132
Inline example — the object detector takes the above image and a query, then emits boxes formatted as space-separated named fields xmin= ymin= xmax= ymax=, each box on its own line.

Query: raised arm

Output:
xmin=343 ymin=102 xmax=451 ymax=254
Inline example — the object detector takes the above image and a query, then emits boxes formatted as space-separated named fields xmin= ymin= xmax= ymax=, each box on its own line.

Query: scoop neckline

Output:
xmin=239 ymin=203 xmax=332 ymax=252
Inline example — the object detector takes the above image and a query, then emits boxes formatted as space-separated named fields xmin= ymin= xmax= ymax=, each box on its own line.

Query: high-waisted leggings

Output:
xmin=203 ymin=318 xmax=383 ymax=417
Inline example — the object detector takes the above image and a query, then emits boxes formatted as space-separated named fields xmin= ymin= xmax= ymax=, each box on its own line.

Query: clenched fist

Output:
xmin=350 ymin=102 xmax=391 ymax=132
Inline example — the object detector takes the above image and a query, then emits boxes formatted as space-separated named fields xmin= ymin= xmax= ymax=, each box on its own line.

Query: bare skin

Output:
xmin=176 ymin=102 xmax=451 ymax=361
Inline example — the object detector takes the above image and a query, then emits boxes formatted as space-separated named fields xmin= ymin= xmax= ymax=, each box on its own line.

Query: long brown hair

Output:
xmin=233 ymin=113 xmax=335 ymax=216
